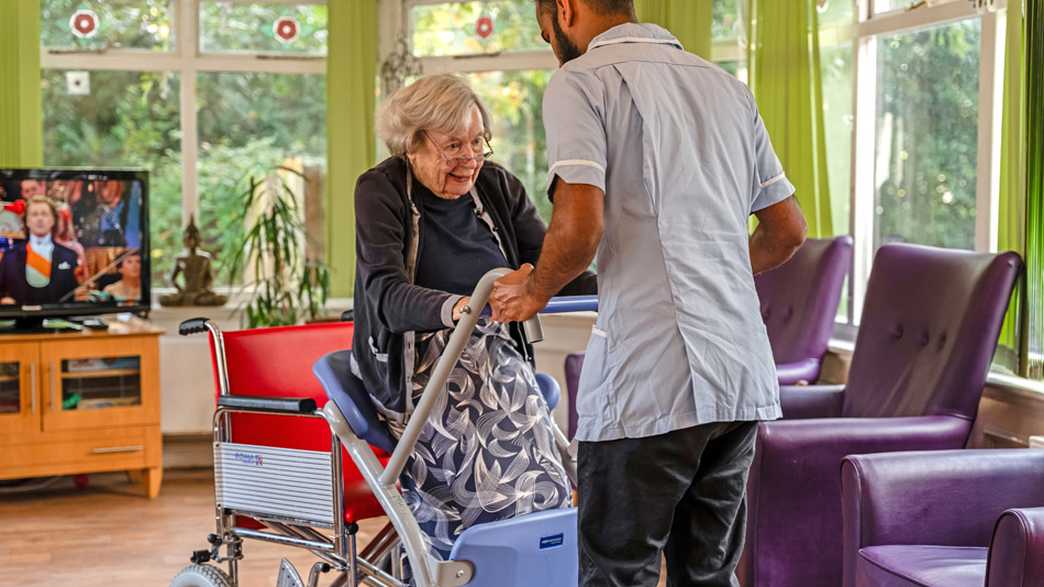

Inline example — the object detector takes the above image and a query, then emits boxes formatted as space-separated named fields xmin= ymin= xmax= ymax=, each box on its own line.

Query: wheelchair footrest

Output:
xmin=276 ymin=559 xmax=305 ymax=587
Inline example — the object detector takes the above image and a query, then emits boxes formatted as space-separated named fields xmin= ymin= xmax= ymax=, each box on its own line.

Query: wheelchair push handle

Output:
xmin=179 ymin=317 xmax=211 ymax=336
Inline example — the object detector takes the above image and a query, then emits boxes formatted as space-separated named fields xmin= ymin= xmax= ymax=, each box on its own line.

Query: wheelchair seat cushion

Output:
xmin=313 ymin=350 xmax=397 ymax=454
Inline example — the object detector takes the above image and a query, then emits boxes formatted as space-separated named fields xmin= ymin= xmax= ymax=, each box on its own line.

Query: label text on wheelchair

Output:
xmin=539 ymin=533 xmax=564 ymax=550
xmin=231 ymin=451 xmax=265 ymax=467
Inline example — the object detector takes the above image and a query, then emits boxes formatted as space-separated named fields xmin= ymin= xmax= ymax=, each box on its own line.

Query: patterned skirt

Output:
xmin=400 ymin=319 xmax=571 ymax=560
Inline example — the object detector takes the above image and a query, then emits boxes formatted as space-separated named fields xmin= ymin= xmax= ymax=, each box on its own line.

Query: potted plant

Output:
xmin=226 ymin=165 xmax=330 ymax=328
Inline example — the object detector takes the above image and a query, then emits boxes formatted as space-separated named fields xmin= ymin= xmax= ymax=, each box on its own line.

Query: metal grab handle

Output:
xmin=541 ymin=295 xmax=599 ymax=314
xmin=380 ymin=267 xmax=511 ymax=486
xmin=90 ymin=445 xmax=144 ymax=454
xmin=29 ymin=363 xmax=37 ymax=416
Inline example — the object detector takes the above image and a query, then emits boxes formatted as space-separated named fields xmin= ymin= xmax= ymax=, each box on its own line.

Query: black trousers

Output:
xmin=577 ymin=421 xmax=758 ymax=587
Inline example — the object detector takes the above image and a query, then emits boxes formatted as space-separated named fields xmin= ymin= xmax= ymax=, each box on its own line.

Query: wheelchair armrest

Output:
xmin=217 ymin=395 xmax=317 ymax=415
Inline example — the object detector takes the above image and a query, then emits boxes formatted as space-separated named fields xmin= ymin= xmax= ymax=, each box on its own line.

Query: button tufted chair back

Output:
xmin=755 ymin=236 xmax=852 ymax=381
xmin=842 ymin=244 xmax=1021 ymax=420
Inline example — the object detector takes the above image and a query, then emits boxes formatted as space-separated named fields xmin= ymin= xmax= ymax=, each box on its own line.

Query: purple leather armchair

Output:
xmin=740 ymin=244 xmax=1022 ymax=587
xmin=755 ymin=235 xmax=853 ymax=385
xmin=842 ymin=450 xmax=1044 ymax=587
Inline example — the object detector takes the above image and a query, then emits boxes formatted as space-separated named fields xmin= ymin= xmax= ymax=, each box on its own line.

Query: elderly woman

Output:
xmin=352 ymin=74 xmax=595 ymax=560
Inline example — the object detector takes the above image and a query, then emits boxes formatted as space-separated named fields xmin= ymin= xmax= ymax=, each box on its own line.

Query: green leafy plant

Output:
xmin=227 ymin=167 xmax=330 ymax=328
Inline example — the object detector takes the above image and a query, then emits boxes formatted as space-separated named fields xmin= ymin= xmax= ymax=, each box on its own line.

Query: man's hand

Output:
xmin=490 ymin=263 xmax=548 ymax=322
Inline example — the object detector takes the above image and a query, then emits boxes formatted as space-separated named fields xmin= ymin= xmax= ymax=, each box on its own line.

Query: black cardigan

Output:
xmin=351 ymin=156 xmax=596 ymax=413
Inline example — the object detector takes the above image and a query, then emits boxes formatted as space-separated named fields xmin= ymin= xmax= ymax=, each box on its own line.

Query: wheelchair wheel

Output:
xmin=170 ymin=563 xmax=232 ymax=587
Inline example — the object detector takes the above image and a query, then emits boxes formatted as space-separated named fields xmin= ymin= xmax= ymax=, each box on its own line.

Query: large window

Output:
xmin=41 ymin=0 xmax=327 ymax=286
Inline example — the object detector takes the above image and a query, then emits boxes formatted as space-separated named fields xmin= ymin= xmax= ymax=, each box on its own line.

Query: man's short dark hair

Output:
xmin=536 ymin=0 xmax=635 ymax=16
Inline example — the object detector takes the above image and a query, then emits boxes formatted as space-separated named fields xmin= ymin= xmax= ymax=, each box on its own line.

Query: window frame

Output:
xmin=39 ymin=0 xmax=326 ymax=241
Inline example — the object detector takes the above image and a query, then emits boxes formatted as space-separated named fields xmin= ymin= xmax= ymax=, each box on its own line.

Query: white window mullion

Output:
xmin=419 ymin=51 xmax=557 ymax=75
xmin=859 ymin=0 xmax=978 ymax=37
xmin=178 ymin=0 xmax=200 ymax=226
xmin=851 ymin=33 xmax=879 ymax=325
xmin=977 ymin=8 xmax=1006 ymax=252
xmin=195 ymin=55 xmax=324 ymax=74
xmin=41 ymin=52 xmax=181 ymax=71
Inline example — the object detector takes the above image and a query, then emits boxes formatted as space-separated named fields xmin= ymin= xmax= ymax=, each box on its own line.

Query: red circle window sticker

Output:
xmin=70 ymin=9 xmax=98 ymax=39
xmin=476 ymin=16 xmax=494 ymax=39
xmin=273 ymin=17 xmax=299 ymax=44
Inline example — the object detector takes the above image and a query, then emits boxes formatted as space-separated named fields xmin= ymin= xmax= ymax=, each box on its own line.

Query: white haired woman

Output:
xmin=351 ymin=74 xmax=596 ymax=560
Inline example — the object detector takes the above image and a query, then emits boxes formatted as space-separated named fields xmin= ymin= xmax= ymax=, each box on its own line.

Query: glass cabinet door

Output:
xmin=42 ymin=338 xmax=157 ymax=432
xmin=0 ymin=344 xmax=40 ymax=438
xmin=58 ymin=356 xmax=142 ymax=412
xmin=0 ymin=362 xmax=21 ymax=415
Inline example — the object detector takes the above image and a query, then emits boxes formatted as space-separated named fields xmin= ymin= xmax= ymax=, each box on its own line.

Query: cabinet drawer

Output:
xmin=0 ymin=429 xmax=151 ymax=471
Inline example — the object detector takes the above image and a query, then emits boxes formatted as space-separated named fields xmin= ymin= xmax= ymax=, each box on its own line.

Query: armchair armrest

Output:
xmin=743 ymin=416 xmax=971 ymax=587
xmin=780 ymin=384 xmax=845 ymax=418
xmin=987 ymin=506 xmax=1044 ymax=587
xmin=775 ymin=359 xmax=822 ymax=385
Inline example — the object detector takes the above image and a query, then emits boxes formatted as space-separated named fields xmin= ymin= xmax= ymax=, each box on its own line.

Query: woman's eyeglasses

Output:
xmin=424 ymin=132 xmax=494 ymax=164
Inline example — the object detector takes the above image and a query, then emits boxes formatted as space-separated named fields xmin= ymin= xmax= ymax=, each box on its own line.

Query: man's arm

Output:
xmin=489 ymin=179 xmax=603 ymax=322
xmin=749 ymin=195 xmax=807 ymax=275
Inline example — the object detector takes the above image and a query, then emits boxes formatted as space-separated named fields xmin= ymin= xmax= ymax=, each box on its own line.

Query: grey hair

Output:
xmin=377 ymin=74 xmax=492 ymax=157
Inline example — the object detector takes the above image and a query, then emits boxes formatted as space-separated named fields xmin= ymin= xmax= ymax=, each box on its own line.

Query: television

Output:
xmin=0 ymin=168 xmax=149 ymax=329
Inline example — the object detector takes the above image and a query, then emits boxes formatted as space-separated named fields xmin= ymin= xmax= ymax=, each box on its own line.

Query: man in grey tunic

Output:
xmin=491 ymin=0 xmax=809 ymax=585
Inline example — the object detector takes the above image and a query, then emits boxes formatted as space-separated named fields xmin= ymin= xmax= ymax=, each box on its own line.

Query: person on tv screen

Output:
xmin=19 ymin=179 xmax=46 ymax=200
xmin=102 ymin=250 xmax=141 ymax=303
xmin=0 ymin=196 xmax=81 ymax=305
xmin=77 ymin=179 xmax=136 ymax=276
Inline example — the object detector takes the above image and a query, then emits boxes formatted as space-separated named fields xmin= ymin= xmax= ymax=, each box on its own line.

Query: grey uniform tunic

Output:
xmin=543 ymin=23 xmax=795 ymax=442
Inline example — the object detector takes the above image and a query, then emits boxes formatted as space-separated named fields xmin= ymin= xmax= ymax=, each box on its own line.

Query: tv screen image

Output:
xmin=0 ymin=169 xmax=149 ymax=323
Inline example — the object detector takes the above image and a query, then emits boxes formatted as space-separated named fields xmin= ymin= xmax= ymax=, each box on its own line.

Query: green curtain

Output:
xmin=326 ymin=0 xmax=378 ymax=297
xmin=0 ymin=0 xmax=42 ymax=167
xmin=749 ymin=0 xmax=833 ymax=237
xmin=997 ymin=0 xmax=1028 ymax=362
xmin=635 ymin=0 xmax=713 ymax=59
xmin=1026 ymin=0 xmax=1044 ymax=378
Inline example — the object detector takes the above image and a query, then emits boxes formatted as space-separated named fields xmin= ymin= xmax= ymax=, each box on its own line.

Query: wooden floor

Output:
xmin=0 ymin=470 xmax=383 ymax=587
xmin=0 ymin=470 xmax=670 ymax=587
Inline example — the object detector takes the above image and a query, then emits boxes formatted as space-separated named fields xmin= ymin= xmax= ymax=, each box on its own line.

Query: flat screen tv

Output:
xmin=0 ymin=168 xmax=149 ymax=329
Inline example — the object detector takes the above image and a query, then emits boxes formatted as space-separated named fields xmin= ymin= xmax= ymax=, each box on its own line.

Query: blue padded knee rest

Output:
xmin=535 ymin=373 xmax=560 ymax=411
xmin=449 ymin=508 xmax=578 ymax=587
xmin=312 ymin=350 xmax=397 ymax=454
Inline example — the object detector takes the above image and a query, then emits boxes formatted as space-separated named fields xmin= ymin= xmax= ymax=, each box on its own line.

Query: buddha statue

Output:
xmin=159 ymin=217 xmax=227 ymax=307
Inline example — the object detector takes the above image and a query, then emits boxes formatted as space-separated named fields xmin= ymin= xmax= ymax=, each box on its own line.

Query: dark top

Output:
xmin=414 ymin=183 xmax=508 ymax=295
xmin=351 ymin=156 xmax=598 ymax=410
xmin=0 ymin=241 xmax=80 ymax=305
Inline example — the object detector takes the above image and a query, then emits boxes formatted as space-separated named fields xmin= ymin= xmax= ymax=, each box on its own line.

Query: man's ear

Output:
xmin=556 ymin=0 xmax=577 ymax=28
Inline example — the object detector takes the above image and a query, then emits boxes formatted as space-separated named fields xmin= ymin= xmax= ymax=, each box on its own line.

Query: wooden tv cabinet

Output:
xmin=0 ymin=322 xmax=163 ymax=498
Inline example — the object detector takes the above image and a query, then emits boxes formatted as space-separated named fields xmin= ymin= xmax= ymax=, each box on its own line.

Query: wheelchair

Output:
xmin=171 ymin=269 xmax=597 ymax=587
